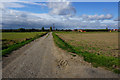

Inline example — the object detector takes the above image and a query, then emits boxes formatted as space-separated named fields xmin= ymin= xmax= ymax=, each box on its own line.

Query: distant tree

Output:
xmin=56 ymin=28 xmax=58 ymax=31
xmin=106 ymin=27 xmax=108 ymax=30
xmin=74 ymin=29 xmax=77 ymax=31
xmin=42 ymin=27 xmax=44 ymax=31
xmin=18 ymin=28 xmax=25 ymax=32
xmin=50 ymin=27 xmax=52 ymax=31
xmin=32 ymin=28 xmax=36 ymax=32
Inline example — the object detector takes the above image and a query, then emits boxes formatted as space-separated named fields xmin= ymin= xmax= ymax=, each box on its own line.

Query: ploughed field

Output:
xmin=56 ymin=32 xmax=118 ymax=58
xmin=54 ymin=32 xmax=119 ymax=73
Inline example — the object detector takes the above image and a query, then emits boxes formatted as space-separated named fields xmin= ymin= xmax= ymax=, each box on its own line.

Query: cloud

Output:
xmin=101 ymin=20 xmax=116 ymax=23
xmin=114 ymin=17 xmax=120 ymax=21
xmin=105 ymin=14 xmax=113 ymax=19
xmin=1 ymin=8 xmax=117 ymax=29
xmin=23 ymin=2 xmax=47 ymax=6
xmin=47 ymin=2 xmax=76 ymax=16
xmin=0 ymin=2 xmax=4 ymax=9
xmin=82 ymin=14 xmax=113 ymax=20
xmin=0 ymin=2 xmax=47 ymax=9
xmin=0 ymin=2 xmax=117 ymax=29
xmin=0 ymin=0 xmax=20 ymax=2
xmin=0 ymin=2 xmax=25 ymax=9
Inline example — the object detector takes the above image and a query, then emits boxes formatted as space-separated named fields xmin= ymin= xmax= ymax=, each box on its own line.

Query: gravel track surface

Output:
xmin=2 ymin=32 xmax=119 ymax=78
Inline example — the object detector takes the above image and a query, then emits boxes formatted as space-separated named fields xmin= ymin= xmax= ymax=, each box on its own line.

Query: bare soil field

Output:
xmin=57 ymin=32 xmax=118 ymax=57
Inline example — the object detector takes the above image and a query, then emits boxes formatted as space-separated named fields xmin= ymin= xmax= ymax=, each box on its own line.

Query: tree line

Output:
xmin=1 ymin=27 xmax=119 ymax=32
xmin=1 ymin=27 xmax=53 ymax=32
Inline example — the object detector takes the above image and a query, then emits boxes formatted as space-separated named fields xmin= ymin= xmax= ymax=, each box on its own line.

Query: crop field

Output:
xmin=1 ymin=32 xmax=46 ymax=49
xmin=53 ymin=32 xmax=119 ymax=73
xmin=2 ymin=32 xmax=46 ymax=41
xmin=1 ymin=32 xmax=47 ymax=55
xmin=56 ymin=32 xmax=118 ymax=57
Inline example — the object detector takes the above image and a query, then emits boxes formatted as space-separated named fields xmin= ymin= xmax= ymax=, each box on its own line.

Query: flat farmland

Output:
xmin=2 ymin=32 xmax=46 ymax=42
xmin=54 ymin=32 xmax=119 ymax=73
xmin=56 ymin=32 xmax=118 ymax=57
xmin=1 ymin=32 xmax=47 ymax=55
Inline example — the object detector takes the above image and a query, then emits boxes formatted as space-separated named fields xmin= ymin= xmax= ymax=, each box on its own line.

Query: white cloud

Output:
xmin=82 ymin=14 xmax=113 ymax=20
xmin=23 ymin=2 xmax=47 ymax=6
xmin=101 ymin=20 xmax=116 ymax=23
xmin=114 ymin=17 xmax=120 ymax=21
xmin=1 ymin=8 xmax=117 ymax=29
xmin=0 ymin=1 xmax=117 ymax=29
xmin=0 ymin=0 xmax=20 ymax=2
xmin=0 ymin=2 xmax=4 ymax=9
xmin=0 ymin=2 xmax=25 ymax=9
xmin=47 ymin=2 xmax=76 ymax=16
xmin=106 ymin=14 xmax=113 ymax=19
xmin=0 ymin=2 xmax=47 ymax=9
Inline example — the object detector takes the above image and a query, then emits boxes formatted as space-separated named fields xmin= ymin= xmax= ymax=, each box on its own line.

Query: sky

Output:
xmin=0 ymin=1 xmax=119 ymax=29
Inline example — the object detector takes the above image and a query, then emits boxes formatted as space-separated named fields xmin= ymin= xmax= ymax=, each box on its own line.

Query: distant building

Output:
xmin=78 ymin=29 xmax=83 ymax=32
xmin=72 ymin=30 xmax=75 ymax=31
xmin=113 ymin=29 xmax=118 ymax=31
xmin=110 ymin=29 xmax=118 ymax=32
xmin=72 ymin=29 xmax=77 ymax=31
xmin=72 ymin=29 xmax=86 ymax=32
xmin=78 ymin=29 xmax=86 ymax=32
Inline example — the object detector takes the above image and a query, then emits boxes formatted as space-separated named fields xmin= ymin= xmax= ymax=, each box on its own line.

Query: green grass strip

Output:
xmin=52 ymin=32 xmax=75 ymax=53
xmin=1 ymin=32 xmax=47 ymax=56
xmin=52 ymin=32 xmax=120 ymax=74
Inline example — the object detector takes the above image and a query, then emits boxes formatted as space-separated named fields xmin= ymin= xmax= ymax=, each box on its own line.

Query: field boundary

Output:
xmin=1 ymin=32 xmax=47 ymax=56
xmin=52 ymin=32 xmax=120 ymax=74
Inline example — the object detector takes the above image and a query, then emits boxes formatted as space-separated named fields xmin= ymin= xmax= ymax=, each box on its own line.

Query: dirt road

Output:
xmin=2 ymin=32 xmax=119 ymax=78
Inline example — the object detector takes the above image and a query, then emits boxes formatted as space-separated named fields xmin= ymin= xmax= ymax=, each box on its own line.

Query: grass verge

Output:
xmin=52 ymin=32 xmax=120 ymax=74
xmin=1 ymin=32 xmax=47 ymax=56
xmin=45 ymin=33 xmax=50 ymax=39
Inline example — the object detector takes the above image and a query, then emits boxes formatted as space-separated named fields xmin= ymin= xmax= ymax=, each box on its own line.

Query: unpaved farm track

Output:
xmin=2 ymin=32 xmax=119 ymax=78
